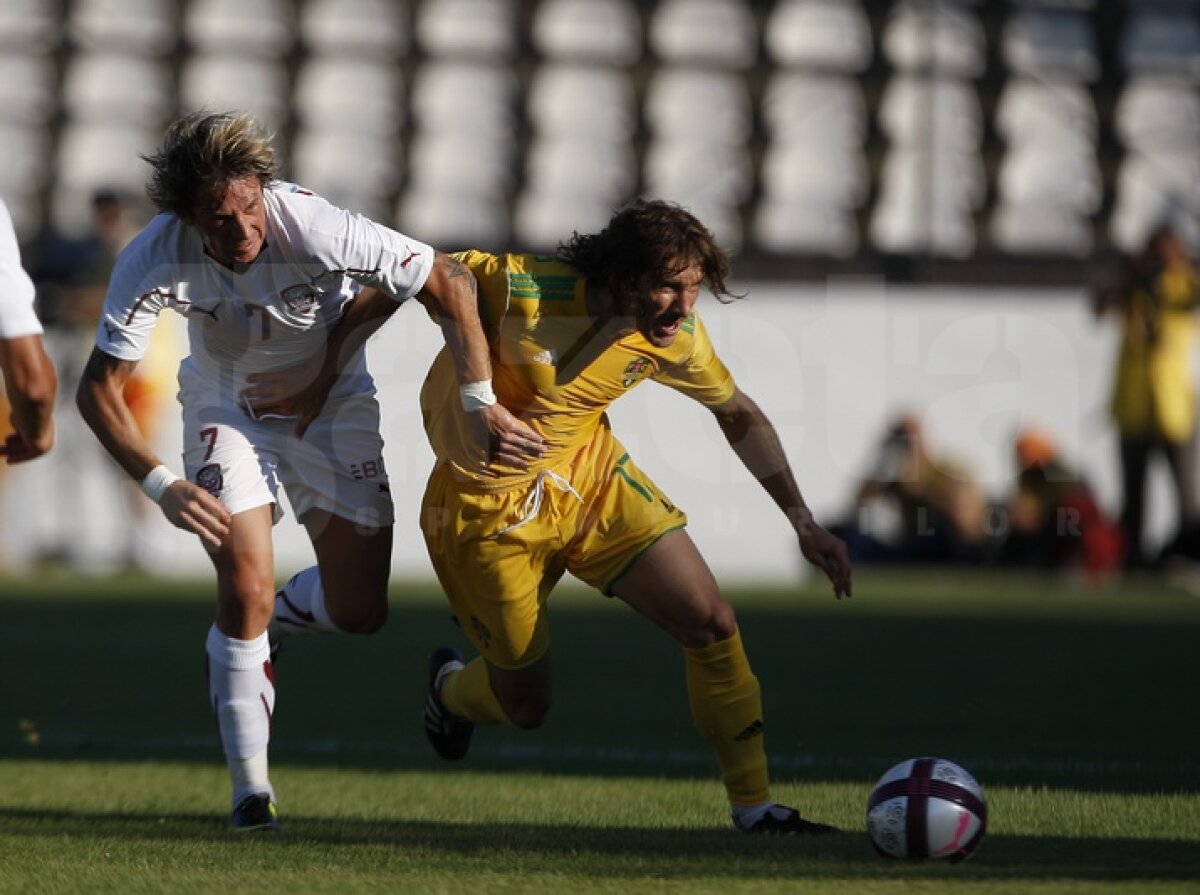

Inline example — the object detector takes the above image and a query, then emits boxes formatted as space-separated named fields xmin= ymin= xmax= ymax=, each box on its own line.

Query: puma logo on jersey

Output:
xmin=400 ymin=248 xmax=420 ymax=268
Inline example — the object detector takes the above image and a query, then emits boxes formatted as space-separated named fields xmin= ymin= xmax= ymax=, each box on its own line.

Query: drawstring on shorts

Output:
xmin=496 ymin=470 xmax=584 ymax=535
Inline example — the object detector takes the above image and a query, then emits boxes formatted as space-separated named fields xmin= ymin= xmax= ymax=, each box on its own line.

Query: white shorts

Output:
xmin=180 ymin=391 xmax=394 ymax=531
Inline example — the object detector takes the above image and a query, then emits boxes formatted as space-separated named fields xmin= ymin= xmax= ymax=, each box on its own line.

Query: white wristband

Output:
xmin=140 ymin=464 xmax=181 ymax=504
xmin=460 ymin=379 xmax=497 ymax=412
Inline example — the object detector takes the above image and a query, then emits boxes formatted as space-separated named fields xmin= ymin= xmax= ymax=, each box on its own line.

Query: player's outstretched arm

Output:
xmin=419 ymin=252 xmax=546 ymax=468
xmin=0 ymin=333 xmax=57 ymax=463
xmin=77 ymin=347 xmax=230 ymax=550
xmin=711 ymin=388 xmax=852 ymax=598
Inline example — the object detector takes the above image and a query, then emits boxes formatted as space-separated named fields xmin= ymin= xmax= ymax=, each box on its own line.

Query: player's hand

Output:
xmin=466 ymin=404 xmax=547 ymax=470
xmin=0 ymin=430 xmax=50 ymax=464
xmin=158 ymin=480 xmax=231 ymax=551
xmin=797 ymin=518 xmax=852 ymax=599
xmin=241 ymin=359 xmax=333 ymax=439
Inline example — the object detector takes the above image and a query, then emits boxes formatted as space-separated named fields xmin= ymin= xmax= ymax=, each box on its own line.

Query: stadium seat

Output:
xmin=409 ymin=132 xmax=516 ymax=197
xmin=290 ymin=130 xmax=401 ymax=221
xmin=184 ymin=0 xmax=294 ymax=58
xmin=398 ymin=187 xmax=510 ymax=250
xmin=1109 ymin=150 xmax=1200 ymax=251
xmin=1115 ymin=75 xmax=1200 ymax=151
xmin=649 ymin=0 xmax=757 ymax=69
xmin=0 ymin=53 xmax=57 ymax=123
xmin=761 ymin=72 xmax=867 ymax=146
xmin=68 ymin=0 xmax=177 ymax=54
xmin=293 ymin=58 xmax=404 ymax=136
xmin=997 ymin=146 xmax=1101 ymax=213
xmin=995 ymin=77 xmax=1097 ymax=151
xmin=299 ymin=0 xmax=409 ymax=58
xmin=765 ymin=0 xmax=873 ymax=72
xmin=410 ymin=60 xmax=518 ymax=139
xmin=883 ymin=0 xmax=986 ymax=77
xmin=524 ymin=136 xmax=636 ymax=202
xmin=61 ymin=52 xmax=173 ymax=126
xmin=643 ymin=140 xmax=754 ymax=206
xmin=416 ymin=0 xmax=516 ymax=59
xmin=180 ymin=55 xmax=289 ymax=130
xmin=754 ymin=196 xmax=859 ymax=258
xmin=760 ymin=141 xmax=868 ymax=209
xmin=644 ymin=67 xmax=752 ymax=145
xmin=991 ymin=202 xmax=1093 ymax=256
xmin=53 ymin=122 xmax=160 ymax=233
xmin=531 ymin=0 xmax=642 ymax=65
xmin=526 ymin=63 xmax=638 ymax=140
xmin=881 ymin=146 xmax=985 ymax=211
xmin=1120 ymin=11 xmax=1200 ymax=77
xmin=513 ymin=189 xmax=616 ymax=251
xmin=0 ymin=123 xmax=51 ymax=196
xmin=879 ymin=75 xmax=982 ymax=150
xmin=1003 ymin=7 xmax=1099 ymax=80
xmin=871 ymin=151 xmax=976 ymax=257
xmin=0 ymin=0 xmax=60 ymax=52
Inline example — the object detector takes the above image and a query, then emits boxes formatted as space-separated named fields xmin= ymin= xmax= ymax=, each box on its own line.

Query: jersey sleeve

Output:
xmin=0 ymin=201 xmax=43 ymax=339
xmin=651 ymin=312 xmax=737 ymax=408
xmin=281 ymin=186 xmax=435 ymax=303
xmin=94 ymin=247 xmax=170 ymax=362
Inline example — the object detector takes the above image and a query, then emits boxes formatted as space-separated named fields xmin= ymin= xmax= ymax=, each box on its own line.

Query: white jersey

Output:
xmin=95 ymin=182 xmax=435 ymax=402
xmin=0 ymin=199 xmax=43 ymax=340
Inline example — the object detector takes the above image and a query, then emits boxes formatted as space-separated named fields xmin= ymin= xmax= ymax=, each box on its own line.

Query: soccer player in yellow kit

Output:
xmin=420 ymin=200 xmax=852 ymax=834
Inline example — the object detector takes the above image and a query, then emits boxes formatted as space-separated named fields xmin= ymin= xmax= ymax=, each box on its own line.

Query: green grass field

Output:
xmin=2 ymin=570 xmax=1199 ymax=893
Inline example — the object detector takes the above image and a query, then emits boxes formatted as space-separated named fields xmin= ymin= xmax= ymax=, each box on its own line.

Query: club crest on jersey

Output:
xmin=280 ymin=283 xmax=319 ymax=314
xmin=195 ymin=463 xmax=224 ymax=496
xmin=622 ymin=357 xmax=651 ymax=387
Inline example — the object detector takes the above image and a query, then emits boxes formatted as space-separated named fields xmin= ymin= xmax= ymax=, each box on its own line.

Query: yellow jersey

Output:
xmin=420 ymin=250 xmax=737 ymax=484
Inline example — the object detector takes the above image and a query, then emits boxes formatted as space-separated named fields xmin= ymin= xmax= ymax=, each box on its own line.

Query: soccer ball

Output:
xmin=866 ymin=757 xmax=987 ymax=861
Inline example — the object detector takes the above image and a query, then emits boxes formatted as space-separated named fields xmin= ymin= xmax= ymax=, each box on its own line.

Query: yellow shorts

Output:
xmin=421 ymin=424 xmax=687 ymax=669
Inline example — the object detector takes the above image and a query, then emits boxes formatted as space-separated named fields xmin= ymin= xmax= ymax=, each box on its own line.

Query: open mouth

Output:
xmin=652 ymin=316 xmax=683 ymax=338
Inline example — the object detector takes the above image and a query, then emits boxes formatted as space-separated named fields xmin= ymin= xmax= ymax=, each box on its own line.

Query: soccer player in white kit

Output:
xmin=0 ymin=198 xmax=56 ymax=464
xmin=76 ymin=111 xmax=545 ymax=831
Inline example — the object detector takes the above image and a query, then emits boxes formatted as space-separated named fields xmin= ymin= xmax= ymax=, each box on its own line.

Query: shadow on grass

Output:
xmin=4 ymin=580 xmax=1200 ymax=793
xmin=1 ymin=806 xmax=1198 ymax=881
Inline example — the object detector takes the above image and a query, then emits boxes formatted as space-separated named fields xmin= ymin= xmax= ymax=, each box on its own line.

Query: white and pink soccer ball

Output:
xmin=866 ymin=757 xmax=988 ymax=861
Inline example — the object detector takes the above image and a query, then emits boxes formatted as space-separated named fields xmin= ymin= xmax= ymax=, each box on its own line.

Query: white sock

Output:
xmin=272 ymin=566 xmax=342 ymax=637
xmin=206 ymin=625 xmax=276 ymax=807
xmin=732 ymin=800 xmax=776 ymax=830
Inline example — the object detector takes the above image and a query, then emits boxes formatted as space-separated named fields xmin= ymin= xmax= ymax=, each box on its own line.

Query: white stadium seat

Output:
xmin=513 ymin=190 xmax=616 ymax=251
xmin=293 ymin=58 xmax=405 ymax=136
xmin=410 ymin=61 xmax=518 ymax=139
xmin=755 ymin=197 xmax=859 ymax=258
xmin=300 ymin=0 xmax=410 ymax=57
xmin=1109 ymin=150 xmax=1200 ymax=252
xmin=0 ymin=0 xmax=60 ymax=52
xmin=532 ymin=0 xmax=642 ymax=65
xmin=398 ymin=187 xmax=510 ymax=250
xmin=61 ymin=52 xmax=173 ymax=125
xmin=643 ymin=140 xmax=754 ymax=206
xmin=1116 ymin=75 xmax=1200 ymax=152
xmin=760 ymin=142 xmax=868 ymax=209
xmin=526 ymin=63 xmax=638 ymax=141
xmin=68 ymin=0 xmax=177 ymax=54
xmin=524 ymin=136 xmax=636 ymax=202
xmin=179 ymin=55 xmax=289 ymax=130
xmin=879 ymin=75 xmax=982 ymax=150
xmin=761 ymin=72 xmax=867 ymax=146
xmin=409 ymin=132 xmax=516 ymax=196
xmin=871 ymin=150 xmax=976 ymax=257
xmin=184 ymin=0 xmax=294 ymax=58
xmin=0 ymin=54 xmax=58 ymax=123
xmin=883 ymin=0 xmax=986 ymax=77
xmin=765 ymin=0 xmax=873 ymax=72
xmin=649 ymin=0 xmax=757 ymax=69
xmin=290 ymin=130 xmax=401 ymax=221
xmin=997 ymin=146 xmax=1101 ymax=214
xmin=644 ymin=67 xmax=752 ymax=145
xmin=416 ymin=0 xmax=516 ymax=59
xmin=991 ymin=202 xmax=1093 ymax=257
xmin=0 ymin=123 xmax=51 ymax=195
xmin=995 ymin=77 xmax=1097 ymax=151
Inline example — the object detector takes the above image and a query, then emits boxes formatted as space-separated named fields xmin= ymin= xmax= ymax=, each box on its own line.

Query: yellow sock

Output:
xmin=684 ymin=629 xmax=771 ymax=807
xmin=440 ymin=656 xmax=517 ymax=728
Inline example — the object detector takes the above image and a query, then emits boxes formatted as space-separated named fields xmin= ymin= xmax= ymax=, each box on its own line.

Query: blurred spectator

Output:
xmin=997 ymin=427 xmax=1123 ymax=580
xmin=1094 ymin=224 xmax=1200 ymax=570
xmin=832 ymin=413 xmax=989 ymax=565
xmin=25 ymin=189 xmax=170 ymax=570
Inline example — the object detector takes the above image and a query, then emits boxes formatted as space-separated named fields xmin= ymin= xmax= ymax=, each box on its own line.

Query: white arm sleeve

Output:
xmin=0 ymin=200 xmax=43 ymax=339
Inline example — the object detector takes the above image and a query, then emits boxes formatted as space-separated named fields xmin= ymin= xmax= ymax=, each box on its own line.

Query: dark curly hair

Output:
xmin=556 ymin=199 xmax=739 ymax=319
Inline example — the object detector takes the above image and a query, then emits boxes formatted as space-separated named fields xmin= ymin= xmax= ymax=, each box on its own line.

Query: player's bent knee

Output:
xmin=327 ymin=593 xmax=389 ymax=635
